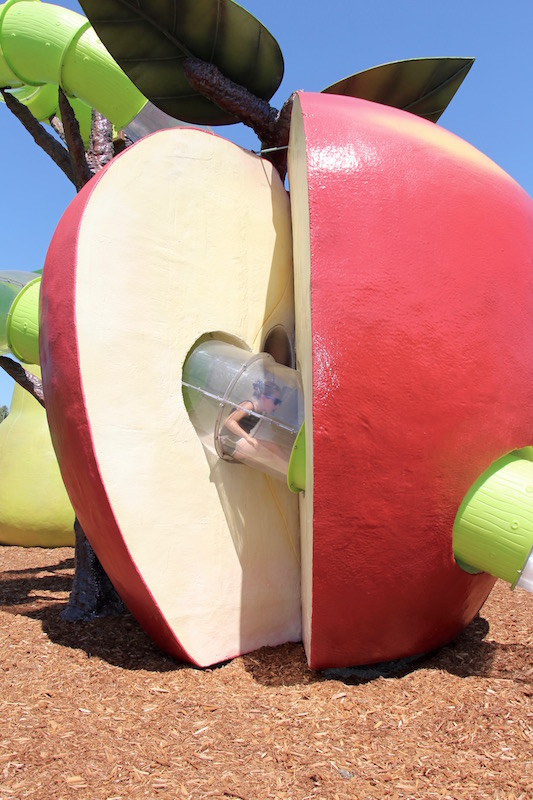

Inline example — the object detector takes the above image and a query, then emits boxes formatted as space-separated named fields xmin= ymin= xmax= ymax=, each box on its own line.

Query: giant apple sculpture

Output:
xmin=39 ymin=91 xmax=533 ymax=669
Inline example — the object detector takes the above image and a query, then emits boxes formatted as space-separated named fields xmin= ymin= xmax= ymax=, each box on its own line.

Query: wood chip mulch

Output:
xmin=0 ymin=544 xmax=532 ymax=800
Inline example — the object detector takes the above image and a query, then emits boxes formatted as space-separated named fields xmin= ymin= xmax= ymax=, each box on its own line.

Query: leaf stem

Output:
xmin=183 ymin=57 xmax=292 ymax=178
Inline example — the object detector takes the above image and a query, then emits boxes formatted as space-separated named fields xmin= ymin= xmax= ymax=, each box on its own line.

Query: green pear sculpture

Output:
xmin=0 ymin=365 xmax=74 ymax=547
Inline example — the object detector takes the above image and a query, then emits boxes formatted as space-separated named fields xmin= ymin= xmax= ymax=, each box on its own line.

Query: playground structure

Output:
xmin=0 ymin=0 xmax=183 ymax=141
xmin=1 ymin=0 xmax=533 ymax=669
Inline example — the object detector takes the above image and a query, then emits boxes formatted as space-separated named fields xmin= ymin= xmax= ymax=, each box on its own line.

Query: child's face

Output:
xmin=262 ymin=393 xmax=281 ymax=411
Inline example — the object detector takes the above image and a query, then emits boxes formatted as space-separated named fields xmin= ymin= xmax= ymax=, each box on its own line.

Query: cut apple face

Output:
xmin=288 ymin=92 xmax=533 ymax=669
xmin=40 ymin=129 xmax=301 ymax=666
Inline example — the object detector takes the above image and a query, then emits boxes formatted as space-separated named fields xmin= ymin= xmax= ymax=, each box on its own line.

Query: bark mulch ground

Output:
xmin=0 ymin=544 xmax=531 ymax=800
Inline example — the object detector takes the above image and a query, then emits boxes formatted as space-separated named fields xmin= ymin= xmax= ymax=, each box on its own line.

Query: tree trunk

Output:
xmin=61 ymin=518 xmax=125 ymax=621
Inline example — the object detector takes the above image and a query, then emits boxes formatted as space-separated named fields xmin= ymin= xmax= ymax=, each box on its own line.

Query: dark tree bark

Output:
xmin=183 ymin=56 xmax=278 ymax=139
xmin=61 ymin=519 xmax=125 ymax=621
xmin=86 ymin=109 xmax=115 ymax=173
xmin=183 ymin=57 xmax=294 ymax=179
xmin=0 ymin=356 xmax=45 ymax=407
xmin=58 ymin=88 xmax=93 ymax=190
xmin=0 ymin=88 xmax=76 ymax=186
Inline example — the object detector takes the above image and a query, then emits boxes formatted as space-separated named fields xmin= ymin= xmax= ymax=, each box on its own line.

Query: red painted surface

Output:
xmin=296 ymin=93 xmax=533 ymax=669
xmin=39 ymin=162 xmax=193 ymax=665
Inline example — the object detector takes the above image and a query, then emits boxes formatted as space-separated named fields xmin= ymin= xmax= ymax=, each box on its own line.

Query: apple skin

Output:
xmin=289 ymin=93 xmax=533 ymax=669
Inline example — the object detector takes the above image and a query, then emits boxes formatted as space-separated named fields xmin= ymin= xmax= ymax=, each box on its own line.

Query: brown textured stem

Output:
xmin=112 ymin=130 xmax=133 ymax=156
xmin=1 ymin=88 xmax=76 ymax=185
xmin=183 ymin=56 xmax=278 ymax=140
xmin=271 ymin=93 xmax=294 ymax=150
xmin=0 ymin=356 xmax=45 ymax=407
xmin=260 ymin=93 xmax=295 ymax=179
xmin=182 ymin=57 xmax=294 ymax=179
xmin=49 ymin=113 xmax=66 ymax=143
xmin=86 ymin=109 xmax=115 ymax=173
xmin=58 ymin=88 xmax=92 ymax=190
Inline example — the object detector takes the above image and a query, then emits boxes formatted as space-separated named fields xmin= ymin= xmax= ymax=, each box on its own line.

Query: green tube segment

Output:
xmin=287 ymin=422 xmax=306 ymax=493
xmin=0 ymin=0 xmax=147 ymax=141
xmin=453 ymin=451 xmax=533 ymax=591
xmin=0 ymin=270 xmax=38 ymax=355
xmin=6 ymin=275 xmax=41 ymax=364
xmin=8 ymin=82 xmax=92 ymax=139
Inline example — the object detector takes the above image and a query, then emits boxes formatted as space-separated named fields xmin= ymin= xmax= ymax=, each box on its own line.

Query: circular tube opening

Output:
xmin=183 ymin=336 xmax=304 ymax=485
xmin=262 ymin=325 xmax=294 ymax=368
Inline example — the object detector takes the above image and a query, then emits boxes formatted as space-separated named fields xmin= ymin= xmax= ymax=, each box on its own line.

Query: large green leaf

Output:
xmin=78 ymin=0 xmax=284 ymax=125
xmin=322 ymin=58 xmax=474 ymax=123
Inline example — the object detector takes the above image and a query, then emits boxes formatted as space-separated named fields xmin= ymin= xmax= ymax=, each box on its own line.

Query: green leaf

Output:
xmin=78 ymin=0 xmax=284 ymax=126
xmin=322 ymin=57 xmax=474 ymax=123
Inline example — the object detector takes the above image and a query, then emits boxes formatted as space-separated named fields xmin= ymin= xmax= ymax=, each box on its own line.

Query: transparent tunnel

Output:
xmin=182 ymin=339 xmax=305 ymax=490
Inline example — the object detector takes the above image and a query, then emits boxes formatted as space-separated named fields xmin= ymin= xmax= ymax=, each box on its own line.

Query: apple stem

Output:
xmin=183 ymin=57 xmax=293 ymax=178
xmin=183 ymin=56 xmax=277 ymax=134
xmin=262 ymin=93 xmax=295 ymax=179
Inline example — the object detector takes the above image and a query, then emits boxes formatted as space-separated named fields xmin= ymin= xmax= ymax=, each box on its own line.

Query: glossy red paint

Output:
xmin=292 ymin=93 xmax=533 ymax=669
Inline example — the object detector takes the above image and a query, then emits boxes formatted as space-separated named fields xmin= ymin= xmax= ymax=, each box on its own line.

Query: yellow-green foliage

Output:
xmin=0 ymin=366 xmax=74 ymax=547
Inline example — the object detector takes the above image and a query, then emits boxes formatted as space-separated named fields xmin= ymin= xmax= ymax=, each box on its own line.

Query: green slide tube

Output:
xmin=7 ymin=82 xmax=92 ymax=140
xmin=0 ymin=270 xmax=39 ymax=358
xmin=6 ymin=275 xmax=41 ymax=364
xmin=453 ymin=451 xmax=533 ymax=593
xmin=0 ymin=0 xmax=147 ymax=141
xmin=287 ymin=422 xmax=306 ymax=493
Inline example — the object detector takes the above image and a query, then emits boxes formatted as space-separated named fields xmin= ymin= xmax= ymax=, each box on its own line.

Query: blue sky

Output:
xmin=1 ymin=0 xmax=533 ymax=407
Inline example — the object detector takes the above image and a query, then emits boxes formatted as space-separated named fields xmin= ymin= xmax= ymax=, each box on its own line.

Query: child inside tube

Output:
xmin=220 ymin=380 xmax=289 ymax=475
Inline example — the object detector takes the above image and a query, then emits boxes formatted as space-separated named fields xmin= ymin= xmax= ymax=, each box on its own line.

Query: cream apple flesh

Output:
xmin=288 ymin=92 xmax=533 ymax=669
xmin=39 ymin=129 xmax=301 ymax=667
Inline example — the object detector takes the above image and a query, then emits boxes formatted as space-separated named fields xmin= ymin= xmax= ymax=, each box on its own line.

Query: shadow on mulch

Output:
xmin=0 ymin=556 xmax=74 ymax=612
xmin=241 ymin=612 xmax=532 ymax=689
xmin=2 ymin=555 xmax=531 ymax=688
xmin=240 ymin=616 xmax=502 ymax=688
xmin=0 ymin=556 xmax=182 ymax=673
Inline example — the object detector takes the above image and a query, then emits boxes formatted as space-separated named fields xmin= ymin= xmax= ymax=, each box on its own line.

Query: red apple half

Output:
xmin=288 ymin=92 xmax=533 ymax=669
xmin=40 ymin=128 xmax=301 ymax=666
